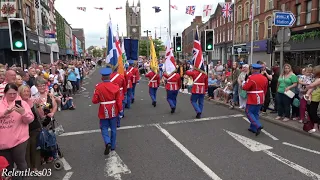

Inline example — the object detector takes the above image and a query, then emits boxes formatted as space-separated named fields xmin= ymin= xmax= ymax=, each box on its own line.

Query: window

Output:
xmin=266 ymin=17 xmax=272 ymax=38
xmin=255 ymin=0 xmax=260 ymax=15
xmin=231 ymin=27 xmax=233 ymax=40
xmin=227 ymin=28 xmax=230 ymax=41
xmin=220 ymin=16 xmax=222 ymax=25
xmin=244 ymin=24 xmax=249 ymax=42
xmin=318 ymin=0 xmax=320 ymax=21
xmin=220 ymin=31 xmax=222 ymax=43
xmin=237 ymin=26 xmax=242 ymax=43
xmin=223 ymin=30 xmax=225 ymax=42
xmin=306 ymin=1 xmax=312 ymax=24
xmin=296 ymin=4 xmax=301 ymax=25
xmin=25 ymin=5 xmax=31 ymax=26
xmin=216 ymin=19 xmax=218 ymax=27
xmin=254 ymin=21 xmax=259 ymax=40
xmin=267 ymin=0 xmax=273 ymax=10
xmin=245 ymin=2 xmax=250 ymax=19
xmin=238 ymin=6 xmax=242 ymax=22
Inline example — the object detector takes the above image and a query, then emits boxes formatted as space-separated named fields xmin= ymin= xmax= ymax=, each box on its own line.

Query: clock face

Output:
xmin=132 ymin=28 xmax=137 ymax=33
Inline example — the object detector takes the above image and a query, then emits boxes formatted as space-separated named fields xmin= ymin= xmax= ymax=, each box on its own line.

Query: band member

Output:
xmin=125 ymin=63 xmax=134 ymax=109
xmin=92 ymin=68 xmax=122 ymax=155
xmin=242 ymin=64 xmax=268 ymax=136
xmin=145 ymin=68 xmax=160 ymax=107
xmin=185 ymin=69 xmax=208 ymax=118
xmin=163 ymin=71 xmax=181 ymax=113
xmin=110 ymin=67 xmax=127 ymax=127
xmin=128 ymin=60 xmax=140 ymax=103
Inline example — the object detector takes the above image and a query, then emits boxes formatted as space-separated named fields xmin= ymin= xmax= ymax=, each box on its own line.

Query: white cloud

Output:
xmin=55 ymin=0 xmax=218 ymax=49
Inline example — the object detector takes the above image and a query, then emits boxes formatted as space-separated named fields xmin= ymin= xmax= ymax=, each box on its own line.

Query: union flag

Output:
xmin=192 ymin=26 xmax=204 ymax=71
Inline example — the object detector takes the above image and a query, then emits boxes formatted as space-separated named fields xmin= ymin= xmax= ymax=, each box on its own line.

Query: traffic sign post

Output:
xmin=274 ymin=11 xmax=296 ymax=71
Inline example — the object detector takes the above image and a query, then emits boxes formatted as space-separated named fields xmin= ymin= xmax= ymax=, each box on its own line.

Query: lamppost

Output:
xmin=144 ymin=30 xmax=151 ymax=59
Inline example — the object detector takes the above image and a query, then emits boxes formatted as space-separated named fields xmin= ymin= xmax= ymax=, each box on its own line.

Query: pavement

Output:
xmin=39 ymin=68 xmax=320 ymax=180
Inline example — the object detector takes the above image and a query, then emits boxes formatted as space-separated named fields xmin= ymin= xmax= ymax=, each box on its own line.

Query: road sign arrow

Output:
xmin=289 ymin=13 xmax=296 ymax=26
xmin=105 ymin=151 xmax=131 ymax=180
xmin=224 ymin=130 xmax=273 ymax=152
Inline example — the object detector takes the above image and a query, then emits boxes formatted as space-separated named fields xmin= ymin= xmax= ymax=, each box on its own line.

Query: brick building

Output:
xmin=211 ymin=1 xmax=234 ymax=64
xmin=234 ymin=0 xmax=276 ymax=65
xmin=275 ymin=0 xmax=320 ymax=66
xmin=182 ymin=16 xmax=203 ymax=59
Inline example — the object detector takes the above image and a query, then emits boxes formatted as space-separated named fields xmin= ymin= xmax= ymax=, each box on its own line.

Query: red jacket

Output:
xmin=185 ymin=70 xmax=208 ymax=94
xmin=126 ymin=70 xmax=134 ymax=89
xmin=110 ymin=72 xmax=127 ymax=100
xmin=242 ymin=73 xmax=268 ymax=105
xmin=128 ymin=66 xmax=140 ymax=84
xmin=92 ymin=81 xmax=122 ymax=119
xmin=163 ymin=73 xmax=181 ymax=91
xmin=145 ymin=71 xmax=160 ymax=88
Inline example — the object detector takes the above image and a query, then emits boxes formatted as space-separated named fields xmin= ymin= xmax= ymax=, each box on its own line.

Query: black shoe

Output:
xmin=104 ymin=144 xmax=111 ymax=155
xmin=131 ymin=99 xmax=134 ymax=103
xmin=153 ymin=102 xmax=156 ymax=107
xmin=256 ymin=127 xmax=262 ymax=136
xmin=196 ymin=113 xmax=201 ymax=119
xmin=171 ymin=108 xmax=175 ymax=113
xmin=125 ymin=105 xmax=128 ymax=109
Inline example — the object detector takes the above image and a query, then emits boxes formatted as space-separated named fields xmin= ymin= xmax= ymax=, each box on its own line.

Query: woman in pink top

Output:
xmin=0 ymin=83 xmax=34 ymax=173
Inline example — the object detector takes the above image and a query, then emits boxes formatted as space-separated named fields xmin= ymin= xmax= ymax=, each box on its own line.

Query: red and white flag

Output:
xmin=116 ymin=7 xmax=122 ymax=10
xmin=77 ymin=7 xmax=86 ymax=12
xmin=170 ymin=5 xmax=178 ymax=10
xmin=164 ymin=38 xmax=176 ymax=75
xmin=203 ymin=5 xmax=212 ymax=17
xmin=94 ymin=7 xmax=103 ymax=10
xmin=193 ymin=26 xmax=204 ymax=71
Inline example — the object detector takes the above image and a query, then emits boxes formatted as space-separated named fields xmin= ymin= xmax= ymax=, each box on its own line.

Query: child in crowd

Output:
xmin=61 ymin=94 xmax=76 ymax=110
xmin=223 ymin=81 xmax=233 ymax=103
xmin=299 ymin=67 xmax=314 ymax=122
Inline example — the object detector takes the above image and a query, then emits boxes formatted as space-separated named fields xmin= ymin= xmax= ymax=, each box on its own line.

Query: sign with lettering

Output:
xmin=274 ymin=11 xmax=296 ymax=27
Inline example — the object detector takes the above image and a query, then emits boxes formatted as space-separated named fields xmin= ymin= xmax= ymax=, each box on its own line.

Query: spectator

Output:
xmin=276 ymin=64 xmax=298 ymax=121
xmin=258 ymin=61 xmax=273 ymax=114
xmin=230 ymin=62 xmax=241 ymax=109
xmin=0 ymin=83 xmax=34 ymax=174
xmin=15 ymin=74 xmax=23 ymax=87
xmin=61 ymin=94 xmax=75 ymax=110
xmin=298 ymin=66 xmax=314 ymax=123
xmin=238 ymin=64 xmax=249 ymax=109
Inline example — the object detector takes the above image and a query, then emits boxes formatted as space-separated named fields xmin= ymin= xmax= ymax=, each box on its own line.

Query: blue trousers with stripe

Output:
xmin=245 ymin=104 xmax=263 ymax=132
xmin=190 ymin=94 xmax=205 ymax=113
xmin=126 ymin=88 xmax=132 ymax=109
xmin=132 ymin=83 xmax=137 ymax=100
xmin=167 ymin=90 xmax=178 ymax=108
xmin=149 ymin=87 xmax=158 ymax=103
xmin=100 ymin=117 xmax=117 ymax=150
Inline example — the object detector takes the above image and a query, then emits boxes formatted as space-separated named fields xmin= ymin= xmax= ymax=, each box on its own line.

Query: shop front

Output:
xmin=50 ymin=43 xmax=59 ymax=62
xmin=233 ymin=44 xmax=248 ymax=61
xmin=246 ymin=39 xmax=271 ymax=66
xmin=59 ymin=48 xmax=66 ymax=60
xmin=27 ymin=31 xmax=39 ymax=63
xmin=66 ymin=49 xmax=74 ymax=59
xmin=39 ymin=36 xmax=51 ymax=64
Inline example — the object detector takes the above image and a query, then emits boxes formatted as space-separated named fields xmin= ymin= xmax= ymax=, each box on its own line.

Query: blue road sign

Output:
xmin=274 ymin=11 xmax=296 ymax=27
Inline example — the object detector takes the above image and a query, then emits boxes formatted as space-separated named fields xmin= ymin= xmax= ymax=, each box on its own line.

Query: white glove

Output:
xmin=242 ymin=81 xmax=246 ymax=86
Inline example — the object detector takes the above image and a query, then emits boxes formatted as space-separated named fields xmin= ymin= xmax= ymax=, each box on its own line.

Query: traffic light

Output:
xmin=205 ymin=29 xmax=214 ymax=51
xmin=8 ymin=18 xmax=27 ymax=51
xmin=174 ymin=36 xmax=182 ymax=52
xmin=266 ymin=39 xmax=273 ymax=54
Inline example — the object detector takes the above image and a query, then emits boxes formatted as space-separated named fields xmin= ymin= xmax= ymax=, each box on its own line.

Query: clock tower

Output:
xmin=126 ymin=0 xmax=141 ymax=40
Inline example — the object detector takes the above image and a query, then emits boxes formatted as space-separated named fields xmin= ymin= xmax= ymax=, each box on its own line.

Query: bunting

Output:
xmin=94 ymin=7 xmax=103 ymax=10
xmin=152 ymin=6 xmax=161 ymax=13
xmin=203 ymin=5 xmax=212 ymax=17
xmin=186 ymin=6 xmax=195 ymax=15
xmin=116 ymin=6 xmax=122 ymax=10
xmin=170 ymin=5 xmax=178 ymax=10
xmin=77 ymin=7 xmax=86 ymax=12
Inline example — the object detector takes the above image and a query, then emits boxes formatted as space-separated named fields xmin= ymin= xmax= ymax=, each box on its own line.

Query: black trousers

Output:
xmin=307 ymin=101 xmax=320 ymax=124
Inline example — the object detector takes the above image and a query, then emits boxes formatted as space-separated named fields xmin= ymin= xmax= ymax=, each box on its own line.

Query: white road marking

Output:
xmin=263 ymin=150 xmax=320 ymax=179
xmin=82 ymin=82 xmax=89 ymax=86
xmin=242 ymin=117 xmax=279 ymax=140
xmin=105 ymin=151 xmax=131 ymax=180
xmin=226 ymin=130 xmax=320 ymax=179
xmin=224 ymin=130 xmax=273 ymax=152
xmin=60 ymin=157 xmax=72 ymax=171
xmin=283 ymin=142 xmax=320 ymax=155
xmin=60 ymin=114 xmax=244 ymax=137
xmin=62 ymin=172 xmax=73 ymax=180
xmin=155 ymin=124 xmax=222 ymax=180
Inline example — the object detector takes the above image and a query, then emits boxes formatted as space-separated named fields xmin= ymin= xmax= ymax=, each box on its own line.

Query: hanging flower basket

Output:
xmin=1 ymin=2 xmax=16 ymax=16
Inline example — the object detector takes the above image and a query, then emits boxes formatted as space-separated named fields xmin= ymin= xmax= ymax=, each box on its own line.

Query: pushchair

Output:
xmin=37 ymin=115 xmax=64 ymax=171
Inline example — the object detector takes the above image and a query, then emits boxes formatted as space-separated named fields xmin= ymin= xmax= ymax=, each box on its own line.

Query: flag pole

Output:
xmin=169 ymin=0 xmax=172 ymax=39
xmin=249 ymin=0 xmax=255 ymax=64
xmin=232 ymin=2 xmax=236 ymax=63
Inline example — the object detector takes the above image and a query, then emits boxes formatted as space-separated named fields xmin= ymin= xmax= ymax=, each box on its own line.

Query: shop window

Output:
xmin=223 ymin=30 xmax=225 ymax=42
xmin=238 ymin=6 xmax=242 ymax=22
xmin=306 ymin=1 xmax=312 ymax=24
xmin=25 ymin=5 xmax=31 ymax=27
xmin=267 ymin=0 xmax=273 ymax=10
xmin=245 ymin=2 xmax=250 ymax=19
xmin=237 ymin=26 xmax=242 ymax=43
xmin=296 ymin=4 xmax=301 ymax=26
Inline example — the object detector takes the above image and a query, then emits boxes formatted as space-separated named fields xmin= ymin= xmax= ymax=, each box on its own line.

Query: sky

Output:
xmin=55 ymin=0 xmax=219 ymax=49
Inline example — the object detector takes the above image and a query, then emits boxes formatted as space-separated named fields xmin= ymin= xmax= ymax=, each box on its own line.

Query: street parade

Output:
xmin=1 ymin=0 xmax=320 ymax=179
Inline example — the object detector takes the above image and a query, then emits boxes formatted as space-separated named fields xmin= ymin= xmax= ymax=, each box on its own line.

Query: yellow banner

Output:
xmin=149 ymin=37 xmax=158 ymax=74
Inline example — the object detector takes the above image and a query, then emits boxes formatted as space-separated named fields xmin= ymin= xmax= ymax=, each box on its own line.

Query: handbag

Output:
xmin=292 ymin=98 xmax=300 ymax=107
xmin=240 ymin=89 xmax=247 ymax=99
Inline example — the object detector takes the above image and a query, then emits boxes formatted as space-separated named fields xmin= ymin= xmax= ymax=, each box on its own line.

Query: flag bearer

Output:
xmin=125 ymin=64 xmax=134 ymax=109
xmin=145 ymin=68 xmax=160 ymax=107
xmin=242 ymin=64 xmax=268 ymax=136
xmin=92 ymin=68 xmax=122 ymax=155
xmin=128 ymin=60 xmax=140 ymax=103
xmin=110 ymin=67 xmax=127 ymax=127
xmin=163 ymin=71 xmax=181 ymax=113
xmin=185 ymin=69 xmax=208 ymax=118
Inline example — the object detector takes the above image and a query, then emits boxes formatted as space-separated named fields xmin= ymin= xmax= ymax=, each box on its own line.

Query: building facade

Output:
xmin=55 ymin=10 xmax=66 ymax=59
xmin=64 ymin=20 xmax=73 ymax=59
xmin=181 ymin=16 xmax=203 ymax=59
xmin=275 ymin=0 xmax=320 ymax=67
xmin=72 ymin=28 xmax=85 ymax=57
xmin=211 ymin=1 xmax=234 ymax=64
xmin=126 ymin=0 xmax=141 ymax=39
xmin=234 ymin=0 xmax=276 ymax=66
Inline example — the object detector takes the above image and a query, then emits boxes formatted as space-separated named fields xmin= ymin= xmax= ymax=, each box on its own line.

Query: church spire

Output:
xmin=126 ymin=0 xmax=129 ymax=6
xmin=132 ymin=0 xmax=135 ymax=6
xmin=137 ymin=0 xmax=140 ymax=7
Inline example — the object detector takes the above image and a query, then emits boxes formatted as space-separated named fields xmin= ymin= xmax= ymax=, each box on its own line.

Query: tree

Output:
xmin=92 ymin=48 xmax=103 ymax=57
xmin=139 ymin=39 xmax=165 ymax=58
